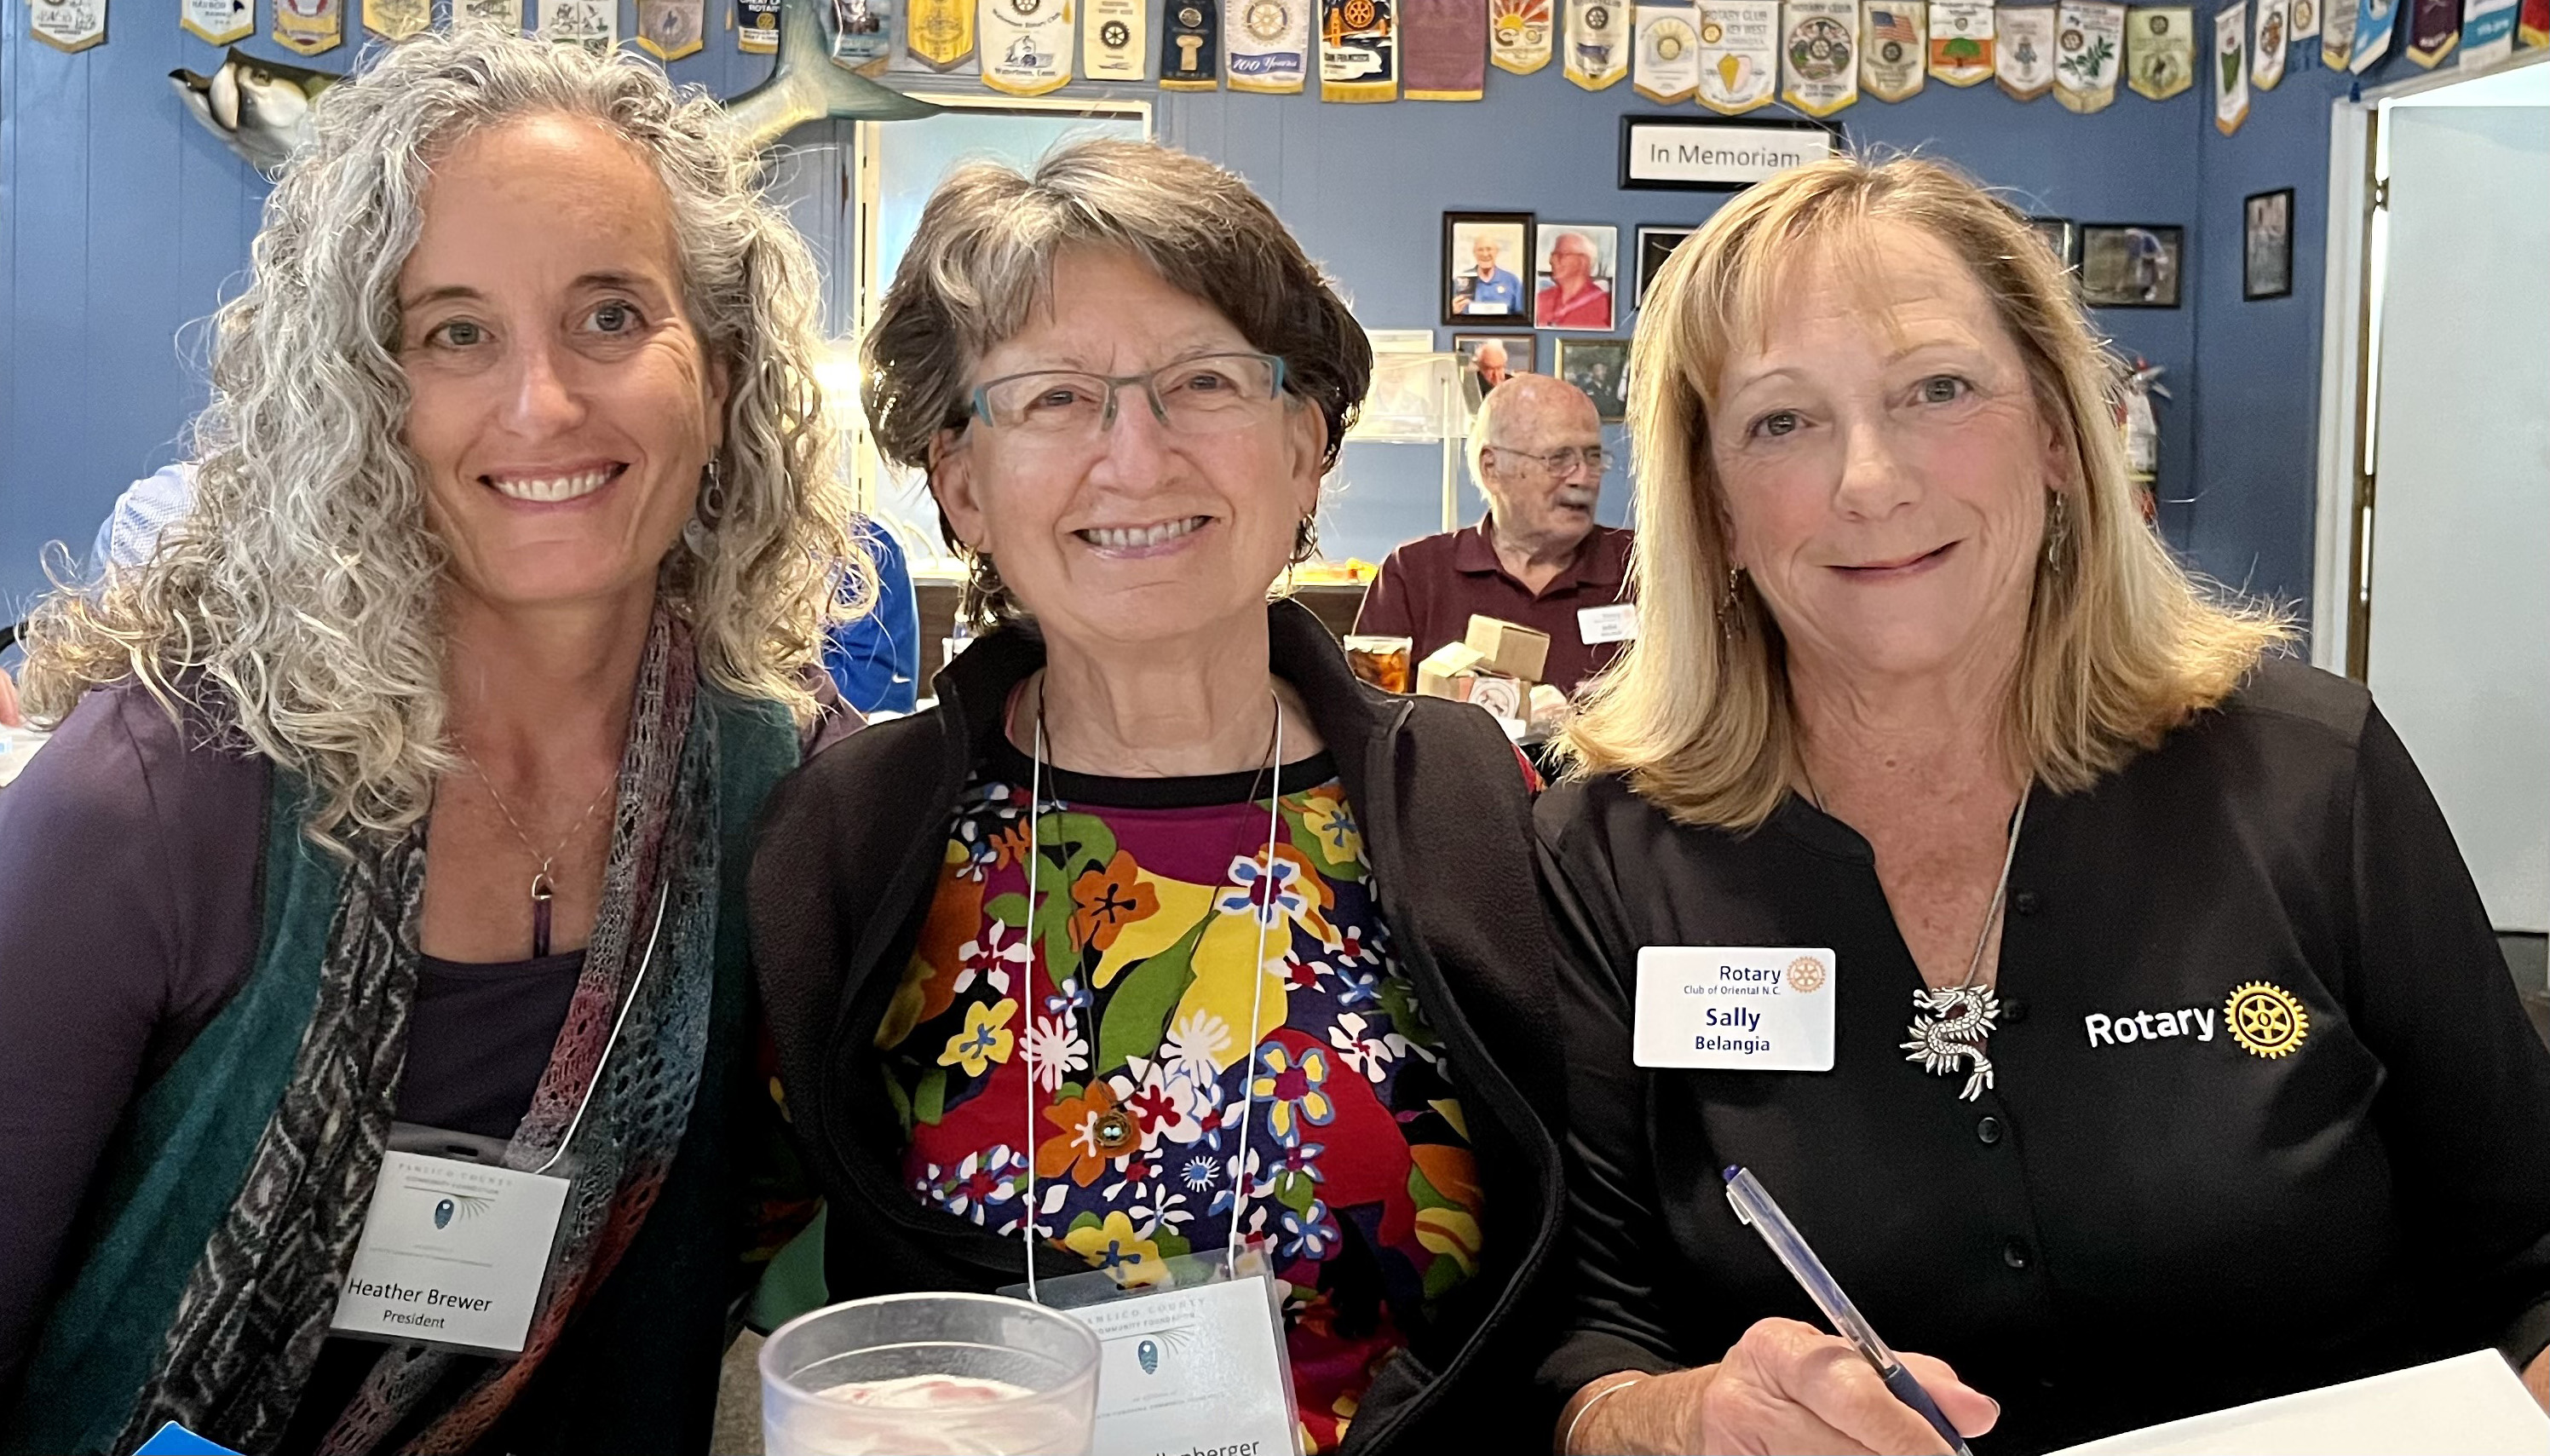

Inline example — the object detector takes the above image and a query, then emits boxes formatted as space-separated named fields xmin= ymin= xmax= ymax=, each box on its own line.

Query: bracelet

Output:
xmin=1562 ymin=1373 xmax=1649 ymax=1455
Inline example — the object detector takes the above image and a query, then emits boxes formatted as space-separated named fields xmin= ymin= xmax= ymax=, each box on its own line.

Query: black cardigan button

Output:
xmin=2013 ymin=890 xmax=2041 ymax=915
xmin=1976 ymin=1115 xmax=2005 ymax=1146
xmin=2001 ymin=1237 xmax=2033 ymax=1269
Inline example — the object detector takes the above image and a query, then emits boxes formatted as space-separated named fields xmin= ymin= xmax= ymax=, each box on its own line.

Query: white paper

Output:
xmin=2049 ymin=1351 xmax=2550 ymax=1456
xmin=329 ymin=1151 xmax=571 ymax=1354
xmin=1634 ymin=946 xmax=1837 ymax=1071
xmin=1070 ymin=1275 xmax=1298 ymax=1456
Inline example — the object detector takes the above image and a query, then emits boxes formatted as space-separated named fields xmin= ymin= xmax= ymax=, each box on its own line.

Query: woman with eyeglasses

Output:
xmin=746 ymin=140 xmax=1569 ymax=1453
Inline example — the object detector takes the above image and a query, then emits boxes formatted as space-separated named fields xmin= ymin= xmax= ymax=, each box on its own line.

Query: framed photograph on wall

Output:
xmin=1556 ymin=337 xmax=1632 ymax=423
xmin=2079 ymin=224 xmax=2184 ymax=308
xmin=1534 ymin=223 xmax=1620 ymax=331
xmin=1444 ymin=212 xmax=1535 ymax=326
xmin=1453 ymin=332 xmax=1536 ymax=413
xmin=2244 ymin=188 xmax=2294 ymax=301
xmin=1635 ymin=225 xmax=1695 ymax=306
xmin=2025 ymin=216 xmax=2080 ymax=275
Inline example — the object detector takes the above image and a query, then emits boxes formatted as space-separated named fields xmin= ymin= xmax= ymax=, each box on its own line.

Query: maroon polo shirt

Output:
xmin=1353 ymin=516 xmax=1636 ymax=692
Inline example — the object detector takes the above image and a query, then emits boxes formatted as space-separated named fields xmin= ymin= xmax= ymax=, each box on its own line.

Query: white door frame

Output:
xmin=2311 ymin=49 xmax=2550 ymax=674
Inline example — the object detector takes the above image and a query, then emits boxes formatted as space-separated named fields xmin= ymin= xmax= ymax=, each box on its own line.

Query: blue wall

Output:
xmin=14 ymin=7 xmax=2424 ymax=622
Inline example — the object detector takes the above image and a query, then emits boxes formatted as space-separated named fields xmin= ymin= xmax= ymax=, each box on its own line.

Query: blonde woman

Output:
xmin=1536 ymin=155 xmax=2550 ymax=1454
xmin=0 ymin=31 xmax=856 ymax=1455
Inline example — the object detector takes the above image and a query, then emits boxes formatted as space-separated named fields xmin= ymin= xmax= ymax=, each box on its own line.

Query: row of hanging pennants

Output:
xmin=28 ymin=0 xmax=2550 ymax=116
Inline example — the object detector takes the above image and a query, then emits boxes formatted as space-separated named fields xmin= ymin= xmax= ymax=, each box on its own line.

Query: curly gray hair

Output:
xmin=24 ymin=26 xmax=862 ymax=848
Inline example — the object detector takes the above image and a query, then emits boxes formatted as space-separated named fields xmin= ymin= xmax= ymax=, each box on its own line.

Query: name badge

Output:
xmin=1633 ymin=946 xmax=1836 ymax=1071
xmin=1005 ymin=1245 xmax=1295 ymax=1455
xmin=329 ymin=1148 xmax=571 ymax=1354
xmin=1578 ymin=602 xmax=1639 ymax=644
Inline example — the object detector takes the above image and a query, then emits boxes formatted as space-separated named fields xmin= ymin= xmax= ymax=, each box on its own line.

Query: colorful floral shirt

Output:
xmin=881 ymin=743 xmax=1486 ymax=1453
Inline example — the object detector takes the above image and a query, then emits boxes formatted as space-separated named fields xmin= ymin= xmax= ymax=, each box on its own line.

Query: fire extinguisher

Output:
xmin=2116 ymin=357 xmax=2168 ymax=523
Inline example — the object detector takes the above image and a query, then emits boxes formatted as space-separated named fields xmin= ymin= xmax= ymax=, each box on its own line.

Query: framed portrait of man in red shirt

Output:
xmin=1534 ymin=222 xmax=1619 ymax=331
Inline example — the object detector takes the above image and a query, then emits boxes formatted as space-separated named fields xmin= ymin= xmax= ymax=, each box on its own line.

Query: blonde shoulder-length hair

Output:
xmin=22 ymin=28 xmax=861 ymax=849
xmin=1561 ymin=153 xmax=2288 ymax=829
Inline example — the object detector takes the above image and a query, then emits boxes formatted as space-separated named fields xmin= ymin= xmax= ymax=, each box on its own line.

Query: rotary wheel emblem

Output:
xmin=1342 ymin=0 xmax=1377 ymax=30
xmin=1585 ymin=3 xmax=1610 ymax=28
xmin=2225 ymin=981 xmax=2310 ymax=1059
xmin=1246 ymin=0 xmax=1287 ymax=38
xmin=1785 ymin=956 xmax=1828 ymax=993
xmin=1008 ymin=0 xmax=1039 ymax=16
xmin=1102 ymin=19 xmax=1131 ymax=45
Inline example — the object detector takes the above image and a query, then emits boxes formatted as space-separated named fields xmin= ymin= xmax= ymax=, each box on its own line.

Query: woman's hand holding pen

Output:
xmin=1559 ymin=1319 xmax=2000 ymax=1455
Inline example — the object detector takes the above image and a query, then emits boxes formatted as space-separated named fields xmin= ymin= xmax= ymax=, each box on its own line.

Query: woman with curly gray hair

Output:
xmin=0 ymin=27 xmax=857 ymax=1456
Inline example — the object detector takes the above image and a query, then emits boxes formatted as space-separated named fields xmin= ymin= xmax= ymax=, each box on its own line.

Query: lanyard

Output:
xmin=529 ymin=882 xmax=670 ymax=1177
xmin=1017 ymin=689 xmax=1286 ymax=1302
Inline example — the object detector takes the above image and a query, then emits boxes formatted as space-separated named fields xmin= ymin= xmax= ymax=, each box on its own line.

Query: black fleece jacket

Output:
xmin=747 ymin=598 xmax=1569 ymax=1453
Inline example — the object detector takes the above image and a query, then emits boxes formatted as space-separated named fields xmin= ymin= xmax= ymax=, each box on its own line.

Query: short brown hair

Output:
xmin=1561 ymin=153 xmax=2289 ymax=827
xmin=861 ymin=138 xmax=1371 ymax=621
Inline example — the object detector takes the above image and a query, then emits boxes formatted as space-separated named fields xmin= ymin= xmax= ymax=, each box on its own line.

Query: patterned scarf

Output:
xmin=108 ymin=613 xmax=727 ymax=1456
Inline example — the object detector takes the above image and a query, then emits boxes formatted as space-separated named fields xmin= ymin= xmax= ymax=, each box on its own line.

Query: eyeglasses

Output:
xmin=965 ymin=352 xmax=1289 ymax=440
xmin=1488 ymin=445 xmax=1606 ymax=476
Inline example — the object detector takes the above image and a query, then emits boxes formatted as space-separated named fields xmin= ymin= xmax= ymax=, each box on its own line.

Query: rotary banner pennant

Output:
xmin=906 ymin=0 xmax=973 ymax=66
xmin=2459 ymin=0 xmax=2517 ymax=63
xmin=981 ymin=0 xmax=1073 ymax=94
xmin=1229 ymin=0 xmax=1309 ymax=89
xmin=1566 ymin=0 xmax=1632 ymax=84
xmin=638 ymin=0 xmax=705 ymax=56
xmin=1927 ymin=0 xmax=1993 ymax=81
xmin=1781 ymin=0 xmax=1860 ymax=112
xmin=1085 ymin=0 xmax=1145 ymax=78
xmin=183 ymin=0 xmax=253 ymax=44
xmin=1635 ymin=3 xmax=1705 ymax=96
xmin=274 ymin=0 xmax=344 ymax=54
xmin=2127 ymin=3 xmax=2194 ymax=95
xmin=2252 ymin=0 xmax=2289 ymax=83
xmin=2403 ymin=0 xmax=2458 ymax=59
xmin=1491 ymin=0 xmax=1554 ymax=69
xmin=1160 ymin=0 xmax=1220 ymax=85
xmin=2521 ymin=0 xmax=2544 ymax=46
xmin=1861 ymin=0 xmax=1925 ymax=96
xmin=737 ymin=0 xmax=780 ymax=51
xmin=2054 ymin=1 xmax=2124 ymax=107
xmin=2318 ymin=0 xmax=2357 ymax=58
xmin=367 ymin=0 xmax=430 ymax=39
xmin=1695 ymin=0 xmax=1781 ymax=107
xmin=1997 ymin=4 xmax=2055 ymax=97
xmin=2215 ymin=0 xmax=2249 ymax=132
xmin=1234 ymin=0 xmax=1315 ymax=89
xmin=31 ymin=0 xmax=106 ymax=51
xmin=1320 ymin=0 xmax=1399 ymax=100
xmin=1405 ymin=0 xmax=1488 ymax=95
xmin=2291 ymin=0 xmax=2321 ymax=43
xmin=2347 ymin=0 xmax=2397 ymax=70
xmin=831 ymin=0 xmax=893 ymax=66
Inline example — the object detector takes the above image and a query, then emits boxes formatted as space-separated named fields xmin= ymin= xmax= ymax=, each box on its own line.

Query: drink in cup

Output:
xmin=759 ymin=1292 xmax=1102 ymax=1456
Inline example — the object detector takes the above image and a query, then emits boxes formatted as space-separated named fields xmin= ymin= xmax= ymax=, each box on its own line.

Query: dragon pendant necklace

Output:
xmin=1810 ymin=776 xmax=2029 ymax=1102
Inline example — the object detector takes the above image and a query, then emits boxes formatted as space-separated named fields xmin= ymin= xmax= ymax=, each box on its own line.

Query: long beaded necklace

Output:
xmin=457 ymin=744 xmax=616 ymax=958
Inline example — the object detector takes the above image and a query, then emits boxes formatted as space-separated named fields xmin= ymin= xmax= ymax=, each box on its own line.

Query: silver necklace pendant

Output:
xmin=1903 ymin=984 xmax=2000 ymax=1102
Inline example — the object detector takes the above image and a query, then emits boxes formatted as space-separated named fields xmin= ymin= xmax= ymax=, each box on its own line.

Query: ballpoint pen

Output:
xmin=1723 ymin=1165 xmax=1977 ymax=1456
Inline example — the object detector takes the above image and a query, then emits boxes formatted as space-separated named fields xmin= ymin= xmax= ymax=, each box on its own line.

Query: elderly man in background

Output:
xmin=1456 ymin=231 xmax=1526 ymax=315
xmin=1536 ymin=230 xmax=1614 ymax=330
xmin=1356 ymin=373 xmax=1633 ymax=693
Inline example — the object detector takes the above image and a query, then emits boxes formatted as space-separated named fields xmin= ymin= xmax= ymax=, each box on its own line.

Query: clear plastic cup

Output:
xmin=758 ymin=1292 xmax=1102 ymax=1456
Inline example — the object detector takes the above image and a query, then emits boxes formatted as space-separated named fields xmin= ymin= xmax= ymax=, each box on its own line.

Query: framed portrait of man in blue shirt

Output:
xmin=1443 ymin=211 xmax=1534 ymax=325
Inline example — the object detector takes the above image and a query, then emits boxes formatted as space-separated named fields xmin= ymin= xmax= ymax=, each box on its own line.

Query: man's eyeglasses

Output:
xmin=966 ymin=353 xmax=1288 ymax=440
xmin=1488 ymin=445 xmax=1606 ymax=476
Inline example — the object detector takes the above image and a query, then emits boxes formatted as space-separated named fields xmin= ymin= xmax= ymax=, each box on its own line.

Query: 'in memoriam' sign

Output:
xmin=1622 ymin=118 xmax=1837 ymax=188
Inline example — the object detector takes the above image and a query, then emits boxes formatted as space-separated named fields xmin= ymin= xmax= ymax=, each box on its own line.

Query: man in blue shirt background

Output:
xmin=1453 ymin=233 xmax=1525 ymax=317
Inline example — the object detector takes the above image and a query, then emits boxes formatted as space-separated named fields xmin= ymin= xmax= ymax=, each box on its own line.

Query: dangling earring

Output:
xmin=2045 ymin=492 xmax=2070 ymax=572
xmin=697 ymin=458 xmax=728 ymax=527
xmin=1720 ymin=565 xmax=1744 ymax=641
xmin=1290 ymin=514 xmax=1321 ymax=566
